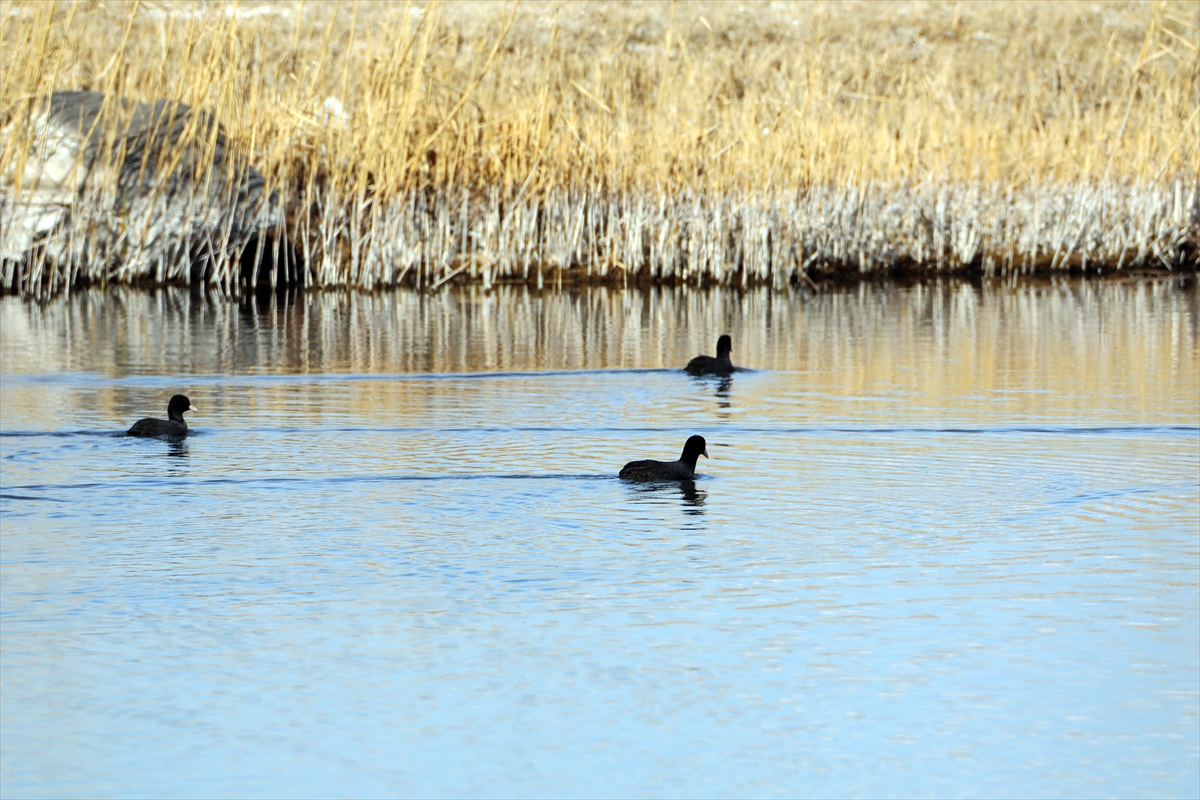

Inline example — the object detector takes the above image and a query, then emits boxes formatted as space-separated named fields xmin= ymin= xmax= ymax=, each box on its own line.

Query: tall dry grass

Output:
xmin=1 ymin=0 xmax=1197 ymax=294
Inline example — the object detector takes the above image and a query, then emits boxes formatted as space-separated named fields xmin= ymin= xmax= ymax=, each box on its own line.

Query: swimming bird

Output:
xmin=127 ymin=394 xmax=197 ymax=438
xmin=619 ymin=435 xmax=709 ymax=481
xmin=685 ymin=335 xmax=734 ymax=376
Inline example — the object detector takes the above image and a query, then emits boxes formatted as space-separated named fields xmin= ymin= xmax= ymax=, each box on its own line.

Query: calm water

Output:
xmin=1 ymin=280 xmax=1197 ymax=799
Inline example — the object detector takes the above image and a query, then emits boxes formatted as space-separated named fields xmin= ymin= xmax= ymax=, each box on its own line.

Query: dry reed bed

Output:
xmin=1 ymin=0 xmax=1198 ymax=296
xmin=305 ymin=180 xmax=1197 ymax=292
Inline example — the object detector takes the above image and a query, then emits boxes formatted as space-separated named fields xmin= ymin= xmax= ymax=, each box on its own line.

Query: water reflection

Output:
xmin=2 ymin=278 xmax=1195 ymax=381
xmin=165 ymin=438 xmax=190 ymax=459
xmin=625 ymin=478 xmax=708 ymax=515
xmin=713 ymin=375 xmax=734 ymax=409
xmin=2 ymin=278 xmax=1193 ymax=439
xmin=679 ymin=480 xmax=706 ymax=513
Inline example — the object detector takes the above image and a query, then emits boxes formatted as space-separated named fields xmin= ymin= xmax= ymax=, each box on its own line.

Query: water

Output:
xmin=2 ymin=280 xmax=1197 ymax=798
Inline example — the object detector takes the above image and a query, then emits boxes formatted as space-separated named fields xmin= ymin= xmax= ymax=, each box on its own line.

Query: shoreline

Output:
xmin=3 ymin=269 xmax=1194 ymax=304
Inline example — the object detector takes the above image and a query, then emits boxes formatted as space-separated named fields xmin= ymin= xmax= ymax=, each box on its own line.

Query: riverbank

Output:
xmin=2 ymin=1 xmax=1197 ymax=296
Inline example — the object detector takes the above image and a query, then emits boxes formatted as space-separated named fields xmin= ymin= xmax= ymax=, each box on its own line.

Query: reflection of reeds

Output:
xmin=1 ymin=1 xmax=1197 ymax=296
xmin=4 ymin=280 xmax=1196 ymax=379
xmin=3 ymin=280 xmax=1198 ymax=438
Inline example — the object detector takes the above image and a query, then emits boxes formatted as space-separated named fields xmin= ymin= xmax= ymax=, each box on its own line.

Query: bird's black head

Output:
xmin=167 ymin=394 xmax=198 ymax=421
xmin=716 ymin=335 xmax=732 ymax=359
xmin=681 ymin=435 xmax=709 ymax=465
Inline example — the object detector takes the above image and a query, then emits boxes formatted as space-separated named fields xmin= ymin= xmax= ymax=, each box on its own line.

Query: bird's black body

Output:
xmin=620 ymin=435 xmax=709 ymax=481
xmin=685 ymin=335 xmax=734 ymax=376
xmin=127 ymin=394 xmax=197 ymax=438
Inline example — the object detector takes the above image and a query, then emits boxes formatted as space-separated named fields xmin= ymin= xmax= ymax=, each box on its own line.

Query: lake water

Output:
xmin=1 ymin=279 xmax=1197 ymax=798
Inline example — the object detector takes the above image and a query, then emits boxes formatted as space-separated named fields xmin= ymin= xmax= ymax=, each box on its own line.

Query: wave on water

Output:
xmin=3 ymin=424 xmax=1196 ymax=439
xmin=0 ymin=367 xmax=697 ymax=389
xmin=0 ymin=430 xmax=212 ymax=438
xmin=1 ymin=472 xmax=628 ymax=495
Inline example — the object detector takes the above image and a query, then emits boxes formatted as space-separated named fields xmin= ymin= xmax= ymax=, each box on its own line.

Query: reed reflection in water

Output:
xmin=1 ymin=279 xmax=1197 ymax=798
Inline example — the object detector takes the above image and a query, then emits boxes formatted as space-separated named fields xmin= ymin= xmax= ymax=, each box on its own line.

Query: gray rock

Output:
xmin=1 ymin=90 xmax=279 ymax=289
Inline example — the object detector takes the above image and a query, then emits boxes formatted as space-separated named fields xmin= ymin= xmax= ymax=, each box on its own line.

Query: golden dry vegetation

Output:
xmin=1 ymin=0 xmax=1198 ymax=293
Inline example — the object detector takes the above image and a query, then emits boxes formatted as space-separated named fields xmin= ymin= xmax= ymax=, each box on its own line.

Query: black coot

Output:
xmin=127 ymin=394 xmax=197 ymax=438
xmin=619 ymin=435 xmax=709 ymax=481
xmin=685 ymin=335 xmax=734 ymax=376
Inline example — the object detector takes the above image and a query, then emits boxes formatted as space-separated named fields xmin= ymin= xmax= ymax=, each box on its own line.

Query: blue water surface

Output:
xmin=2 ymin=282 xmax=1198 ymax=798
